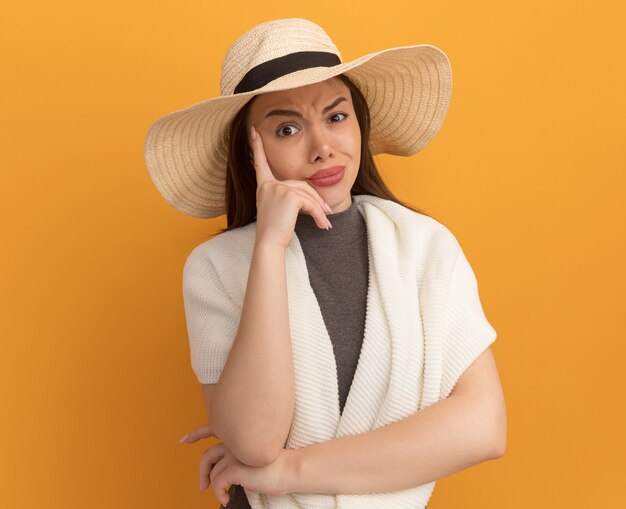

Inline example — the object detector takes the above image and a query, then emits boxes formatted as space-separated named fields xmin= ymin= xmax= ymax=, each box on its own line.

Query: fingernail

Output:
xmin=326 ymin=219 xmax=333 ymax=230
xmin=251 ymin=126 xmax=257 ymax=140
xmin=178 ymin=434 xmax=189 ymax=443
xmin=324 ymin=203 xmax=332 ymax=213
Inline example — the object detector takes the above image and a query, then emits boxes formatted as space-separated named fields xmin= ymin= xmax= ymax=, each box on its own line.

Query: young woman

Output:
xmin=145 ymin=18 xmax=507 ymax=509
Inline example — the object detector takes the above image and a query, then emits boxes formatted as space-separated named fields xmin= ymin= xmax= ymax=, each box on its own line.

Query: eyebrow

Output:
xmin=264 ymin=96 xmax=348 ymax=119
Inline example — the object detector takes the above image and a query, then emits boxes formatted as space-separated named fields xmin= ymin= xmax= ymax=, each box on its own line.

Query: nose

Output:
xmin=308 ymin=125 xmax=333 ymax=164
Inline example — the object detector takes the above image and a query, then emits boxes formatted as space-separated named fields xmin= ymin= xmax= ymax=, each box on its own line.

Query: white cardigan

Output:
xmin=183 ymin=195 xmax=497 ymax=509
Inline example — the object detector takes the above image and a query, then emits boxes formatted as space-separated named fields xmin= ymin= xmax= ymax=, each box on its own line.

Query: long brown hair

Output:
xmin=219 ymin=74 xmax=437 ymax=233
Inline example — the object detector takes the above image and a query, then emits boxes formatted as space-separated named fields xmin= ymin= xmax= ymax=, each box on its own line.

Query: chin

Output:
xmin=325 ymin=190 xmax=353 ymax=211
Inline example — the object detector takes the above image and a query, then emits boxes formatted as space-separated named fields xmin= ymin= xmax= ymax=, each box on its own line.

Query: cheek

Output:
xmin=263 ymin=142 xmax=300 ymax=180
xmin=347 ymin=125 xmax=362 ymax=172
xmin=335 ymin=126 xmax=361 ymax=154
xmin=353 ymin=129 xmax=362 ymax=153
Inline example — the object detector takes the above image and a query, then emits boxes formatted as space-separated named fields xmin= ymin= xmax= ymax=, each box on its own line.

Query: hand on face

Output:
xmin=244 ymin=78 xmax=362 ymax=248
xmin=250 ymin=125 xmax=334 ymax=249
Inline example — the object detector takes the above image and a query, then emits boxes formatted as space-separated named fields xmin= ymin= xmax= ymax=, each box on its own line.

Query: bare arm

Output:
xmin=200 ymin=127 xmax=332 ymax=468
xmin=281 ymin=347 xmax=507 ymax=494
xmin=207 ymin=241 xmax=294 ymax=467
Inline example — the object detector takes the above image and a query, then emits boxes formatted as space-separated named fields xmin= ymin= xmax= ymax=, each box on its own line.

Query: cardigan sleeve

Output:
xmin=182 ymin=248 xmax=242 ymax=384
xmin=439 ymin=246 xmax=497 ymax=399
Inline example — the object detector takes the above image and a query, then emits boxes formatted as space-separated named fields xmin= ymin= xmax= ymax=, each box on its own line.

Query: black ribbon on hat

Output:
xmin=234 ymin=51 xmax=342 ymax=94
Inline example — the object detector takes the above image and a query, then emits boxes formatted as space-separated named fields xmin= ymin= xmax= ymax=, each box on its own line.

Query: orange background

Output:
xmin=2 ymin=1 xmax=625 ymax=507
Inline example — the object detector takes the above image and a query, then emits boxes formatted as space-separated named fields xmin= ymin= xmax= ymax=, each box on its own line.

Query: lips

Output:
xmin=308 ymin=166 xmax=344 ymax=179
xmin=305 ymin=166 xmax=345 ymax=187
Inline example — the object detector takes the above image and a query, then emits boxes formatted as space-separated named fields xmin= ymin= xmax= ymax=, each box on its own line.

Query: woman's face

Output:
xmin=246 ymin=78 xmax=361 ymax=213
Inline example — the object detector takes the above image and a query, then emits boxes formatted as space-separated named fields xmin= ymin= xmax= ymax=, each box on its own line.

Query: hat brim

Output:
xmin=144 ymin=44 xmax=451 ymax=218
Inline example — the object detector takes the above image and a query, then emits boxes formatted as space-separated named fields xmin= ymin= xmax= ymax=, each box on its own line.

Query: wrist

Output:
xmin=253 ymin=239 xmax=287 ymax=257
xmin=278 ymin=447 xmax=304 ymax=495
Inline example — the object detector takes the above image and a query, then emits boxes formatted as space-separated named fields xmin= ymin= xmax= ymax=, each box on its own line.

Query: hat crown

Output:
xmin=220 ymin=18 xmax=343 ymax=96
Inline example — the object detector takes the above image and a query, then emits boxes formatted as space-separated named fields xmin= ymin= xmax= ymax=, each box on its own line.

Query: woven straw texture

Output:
xmin=144 ymin=19 xmax=452 ymax=218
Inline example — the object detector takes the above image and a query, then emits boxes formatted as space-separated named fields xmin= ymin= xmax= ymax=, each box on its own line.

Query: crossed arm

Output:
xmin=285 ymin=346 xmax=507 ymax=494
xmin=185 ymin=345 xmax=506 ymax=498
xmin=183 ymin=222 xmax=507 ymax=499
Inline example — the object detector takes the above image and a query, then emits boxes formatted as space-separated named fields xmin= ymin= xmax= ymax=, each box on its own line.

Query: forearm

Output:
xmin=212 ymin=241 xmax=294 ymax=466
xmin=285 ymin=394 xmax=504 ymax=494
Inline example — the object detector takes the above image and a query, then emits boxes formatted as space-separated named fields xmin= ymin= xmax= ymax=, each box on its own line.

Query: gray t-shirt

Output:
xmin=224 ymin=198 xmax=368 ymax=508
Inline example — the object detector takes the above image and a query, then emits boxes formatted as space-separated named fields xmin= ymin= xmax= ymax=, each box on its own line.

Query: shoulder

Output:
xmin=183 ymin=222 xmax=257 ymax=281
xmin=353 ymin=194 xmax=462 ymax=261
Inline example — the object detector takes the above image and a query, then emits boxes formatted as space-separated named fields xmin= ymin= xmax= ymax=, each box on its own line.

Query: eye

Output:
xmin=276 ymin=124 xmax=301 ymax=137
xmin=328 ymin=112 xmax=348 ymax=123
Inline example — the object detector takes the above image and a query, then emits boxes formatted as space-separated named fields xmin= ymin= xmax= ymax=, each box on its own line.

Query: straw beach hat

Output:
xmin=144 ymin=18 xmax=452 ymax=218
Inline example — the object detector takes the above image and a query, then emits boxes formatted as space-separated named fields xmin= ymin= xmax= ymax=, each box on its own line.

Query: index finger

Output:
xmin=250 ymin=126 xmax=275 ymax=187
xmin=179 ymin=423 xmax=216 ymax=443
